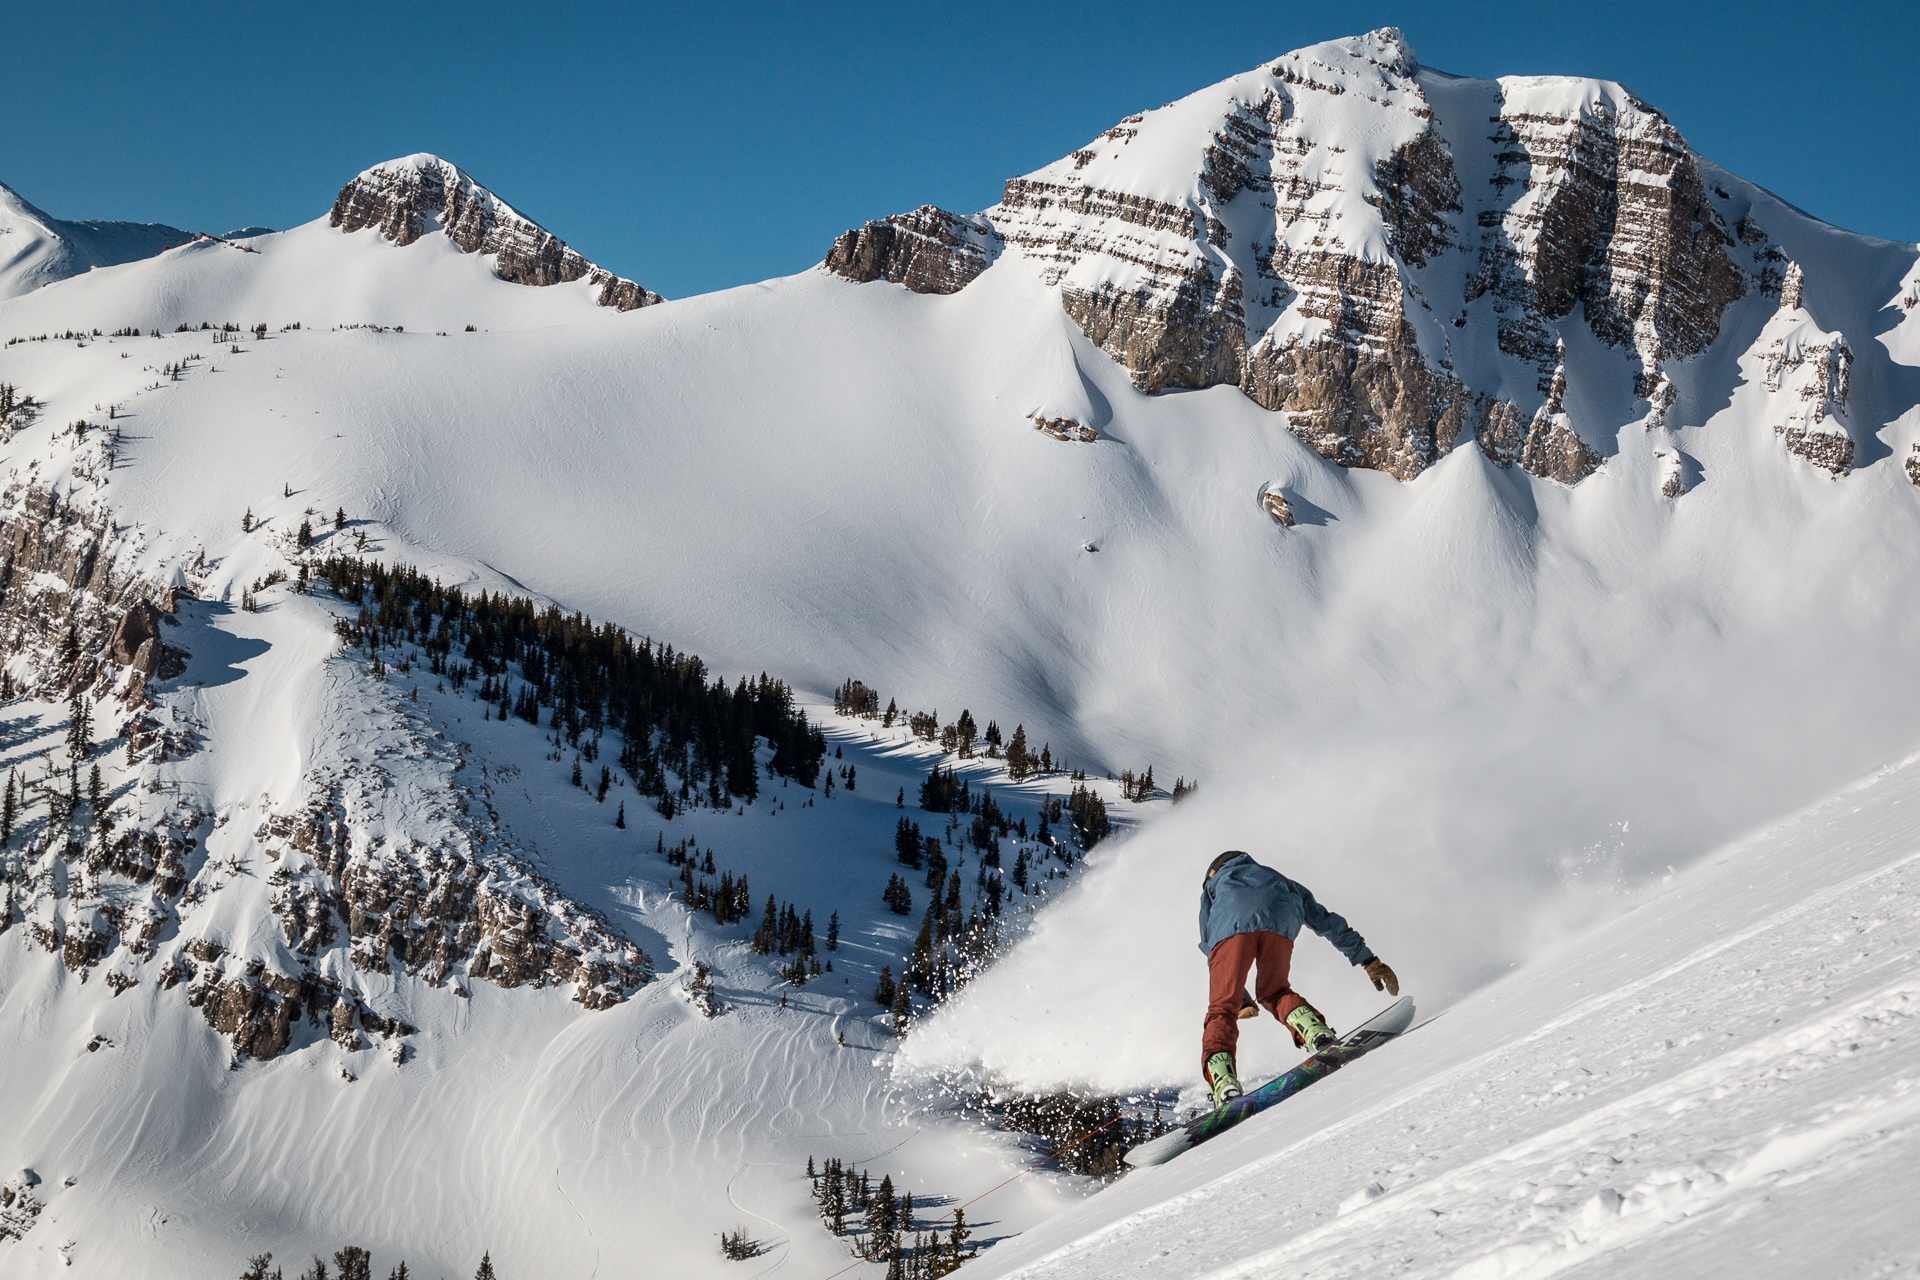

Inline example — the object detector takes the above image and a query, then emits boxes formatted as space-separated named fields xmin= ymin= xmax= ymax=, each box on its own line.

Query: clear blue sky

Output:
xmin=5 ymin=1 xmax=1913 ymax=299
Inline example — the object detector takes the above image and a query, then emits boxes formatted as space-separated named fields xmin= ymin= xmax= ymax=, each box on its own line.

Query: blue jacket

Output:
xmin=1198 ymin=853 xmax=1374 ymax=965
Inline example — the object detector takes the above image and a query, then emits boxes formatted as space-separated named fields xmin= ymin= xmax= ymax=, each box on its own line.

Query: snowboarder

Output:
xmin=1199 ymin=851 xmax=1398 ymax=1107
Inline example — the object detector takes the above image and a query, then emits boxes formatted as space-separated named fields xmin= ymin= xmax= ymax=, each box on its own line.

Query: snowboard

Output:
xmin=1124 ymin=995 xmax=1416 ymax=1168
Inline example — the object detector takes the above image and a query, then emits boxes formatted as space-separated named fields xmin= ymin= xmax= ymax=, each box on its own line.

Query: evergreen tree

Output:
xmin=67 ymin=693 xmax=92 ymax=760
xmin=1005 ymin=724 xmax=1031 ymax=780
xmin=473 ymin=1253 xmax=497 ymax=1280
xmin=873 ymin=964 xmax=895 ymax=1007
xmin=570 ymin=756 xmax=582 ymax=787
xmin=826 ymin=909 xmax=839 ymax=951
xmin=947 ymin=1209 xmax=971 ymax=1266
xmin=242 ymin=507 xmax=254 ymax=533
xmin=333 ymin=1247 xmax=371 ymax=1280
xmin=869 ymin=1173 xmax=897 ymax=1240
xmin=984 ymin=720 xmax=1002 ymax=757
xmin=297 ymin=519 xmax=314 ymax=549
xmin=335 ymin=507 xmax=347 ymax=530
xmin=389 ymin=1264 xmax=410 ymax=1280
xmin=1 ymin=773 xmax=14 ymax=848
xmin=240 ymin=1255 xmax=277 ymax=1280
xmin=894 ymin=816 xmax=923 ymax=867
xmin=615 ymin=801 xmax=625 ymax=828
xmin=954 ymin=710 xmax=977 ymax=758
xmin=883 ymin=697 xmax=897 ymax=727
xmin=890 ymin=980 xmax=911 ymax=1035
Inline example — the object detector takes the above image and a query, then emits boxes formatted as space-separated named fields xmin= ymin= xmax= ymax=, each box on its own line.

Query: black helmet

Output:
xmin=1206 ymin=850 xmax=1247 ymax=881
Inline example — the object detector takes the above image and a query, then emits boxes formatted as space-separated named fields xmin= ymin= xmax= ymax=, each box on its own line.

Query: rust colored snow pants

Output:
xmin=1203 ymin=931 xmax=1311 ymax=1076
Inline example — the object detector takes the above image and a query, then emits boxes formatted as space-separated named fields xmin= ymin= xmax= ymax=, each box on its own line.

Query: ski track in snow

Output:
xmin=967 ymin=753 xmax=1920 ymax=1280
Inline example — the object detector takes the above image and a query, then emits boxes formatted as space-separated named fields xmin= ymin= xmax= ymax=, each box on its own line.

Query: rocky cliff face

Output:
xmin=820 ymin=30 xmax=1789 ymax=489
xmin=330 ymin=155 xmax=663 ymax=311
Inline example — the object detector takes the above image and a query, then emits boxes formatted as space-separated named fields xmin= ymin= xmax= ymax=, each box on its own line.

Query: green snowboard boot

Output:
xmin=1204 ymin=1052 xmax=1242 ymax=1108
xmin=1285 ymin=1005 xmax=1337 ymax=1053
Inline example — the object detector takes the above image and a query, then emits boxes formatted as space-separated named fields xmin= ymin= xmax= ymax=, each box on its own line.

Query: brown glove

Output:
xmin=1237 ymin=989 xmax=1259 ymax=1019
xmin=1364 ymin=958 xmax=1399 ymax=996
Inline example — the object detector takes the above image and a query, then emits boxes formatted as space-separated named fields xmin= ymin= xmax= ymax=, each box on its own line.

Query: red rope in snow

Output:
xmin=815 ymin=1112 xmax=1131 ymax=1280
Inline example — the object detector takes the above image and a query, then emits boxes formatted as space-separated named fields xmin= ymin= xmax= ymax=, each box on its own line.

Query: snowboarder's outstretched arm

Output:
xmin=1298 ymin=885 xmax=1374 ymax=966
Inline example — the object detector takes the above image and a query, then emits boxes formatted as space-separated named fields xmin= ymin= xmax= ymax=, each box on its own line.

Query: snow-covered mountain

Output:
xmin=0 ymin=155 xmax=660 ymax=334
xmin=0 ymin=28 xmax=1918 ymax=1279
xmin=0 ymin=182 xmax=192 ymax=302
xmin=826 ymin=28 xmax=1912 ymax=484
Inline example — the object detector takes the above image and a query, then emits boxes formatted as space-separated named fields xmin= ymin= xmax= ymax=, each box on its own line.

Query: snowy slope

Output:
xmin=955 ymin=747 xmax=1920 ymax=1279
xmin=0 ymin=28 xmax=1919 ymax=1280
xmin=0 ymin=182 xmax=191 ymax=303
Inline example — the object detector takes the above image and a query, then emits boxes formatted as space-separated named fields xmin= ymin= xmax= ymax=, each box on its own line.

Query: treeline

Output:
xmin=238 ymin=1247 xmax=504 ymax=1280
xmin=314 ymin=556 xmax=827 ymax=810
xmin=834 ymin=677 xmax=1061 ymax=782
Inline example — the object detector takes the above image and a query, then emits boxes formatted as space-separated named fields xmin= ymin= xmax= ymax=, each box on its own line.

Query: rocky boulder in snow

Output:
xmin=824 ymin=205 xmax=1000 ymax=294
xmin=329 ymin=154 xmax=663 ymax=311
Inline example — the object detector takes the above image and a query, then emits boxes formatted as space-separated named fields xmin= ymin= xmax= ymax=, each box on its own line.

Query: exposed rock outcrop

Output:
xmin=0 ymin=481 xmax=171 ymax=702
xmin=1474 ymin=358 xmax=1601 ymax=486
xmin=824 ymin=206 xmax=1000 ymax=295
xmin=330 ymin=155 xmax=663 ymax=311
xmin=1260 ymin=488 xmax=1296 ymax=526
xmin=1033 ymin=416 xmax=1097 ymax=443
xmin=1755 ymin=271 xmax=1855 ymax=476
xmin=1906 ymin=444 xmax=1920 ymax=487
xmin=820 ymin=30 xmax=1766 ymax=488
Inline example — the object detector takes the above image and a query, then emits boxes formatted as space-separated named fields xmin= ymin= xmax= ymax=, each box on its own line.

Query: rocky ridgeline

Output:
xmin=823 ymin=30 xmax=1812 ymax=488
xmin=330 ymin=154 xmax=664 ymax=311
xmin=0 ymin=402 xmax=649 ymax=1061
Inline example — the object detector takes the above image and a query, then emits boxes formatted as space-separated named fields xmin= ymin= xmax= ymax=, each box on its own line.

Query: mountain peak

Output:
xmin=329 ymin=155 xmax=662 ymax=311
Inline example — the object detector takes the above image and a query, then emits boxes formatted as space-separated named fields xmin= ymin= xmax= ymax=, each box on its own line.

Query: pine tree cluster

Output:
xmin=881 ymin=872 xmax=913 ymax=915
xmin=744 ymin=898 xmax=814 ymax=967
xmin=831 ymin=678 xmax=881 ymax=718
xmin=805 ymin=1156 xmax=973 ymax=1278
xmin=313 ymin=556 xmax=828 ymax=812
xmin=904 ymin=869 xmax=997 ymax=1001
xmin=1067 ymin=784 xmax=1111 ymax=848
xmin=995 ymin=1092 xmax=1175 ymax=1181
